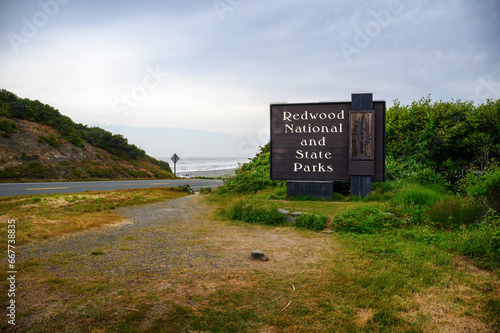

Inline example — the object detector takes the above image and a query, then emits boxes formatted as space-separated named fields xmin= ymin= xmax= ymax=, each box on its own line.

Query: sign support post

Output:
xmin=171 ymin=153 xmax=180 ymax=176
xmin=350 ymin=93 xmax=374 ymax=197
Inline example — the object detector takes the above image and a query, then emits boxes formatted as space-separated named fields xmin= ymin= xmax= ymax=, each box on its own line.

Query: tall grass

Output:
xmin=392 ymin=183 xmax=443 ymax=207
xmin=424 ymin=195 xmax=480 ymax=229
xmin=332 ymin=206 xmax=401 ymax=234
xmin=225 ymin=201 xmax=286 ymax=226
xmin=294 ymin=213 xmax=327 ymax=231
xmin=454 ymin=209 xmax=500 ymax=269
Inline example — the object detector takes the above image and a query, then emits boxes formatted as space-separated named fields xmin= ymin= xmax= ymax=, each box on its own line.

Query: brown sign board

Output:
xmin=270 ymin=101 xmax=385 ymax=182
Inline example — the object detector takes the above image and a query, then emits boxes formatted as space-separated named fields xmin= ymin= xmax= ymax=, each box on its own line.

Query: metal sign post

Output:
xmin=171 ymin=153 xmax=180 ymax=176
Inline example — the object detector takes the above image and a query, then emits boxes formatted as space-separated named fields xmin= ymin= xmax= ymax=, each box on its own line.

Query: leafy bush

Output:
xmin=199 ymin=187 xmax=212 ymax=194
xmin=27 ymin=161 xmax=44 ymax=177
xmin=386 ymin=97 xmax=500 ymax=186
xmin=38 ymin=135 xmax=59 ymax=147
xmin=267 ymin=187 xmax=287 ymax=200
xmin=295 ymin=214 xmax=327 ymax=231
xmin=368 ymin=180 xmax=400 ymax=201
xmin=174 ymin=185 xmax=194 ymax=194
xmin=332 ymin=207 xmax=401 ymax=234
xmin=0 ymin=119 xmax=16 ymax=137
xmin=226 ymin=201 xmax=286 ymax=226
xmin=464 ymin=168 xmax=500 ymax=211
xmin=454 ymin=209 xmax=500 ymax=269
xmin=424 ymin=196 xmax=480 ymax=229
xmin=67 ymin=132 xmax=85 ymax=148
xmin=83 ymin=127 xmax=146 ymax=160
xmin=385 ymin=155 xmax=442 ymax=184
xmin=219 ymin=143 xmax=283 ymax=194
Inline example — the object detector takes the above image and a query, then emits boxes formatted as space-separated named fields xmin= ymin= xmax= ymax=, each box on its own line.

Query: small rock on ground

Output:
xmin=250 ymin=250 xmax=269 ymax=261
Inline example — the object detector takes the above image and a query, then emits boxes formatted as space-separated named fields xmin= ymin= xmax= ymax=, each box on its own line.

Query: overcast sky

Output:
xmin=1 ymin=0 xmax=499 ymax=158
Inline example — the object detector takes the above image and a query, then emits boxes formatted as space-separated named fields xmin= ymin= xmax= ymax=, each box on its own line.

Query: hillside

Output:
xmin=0 ymin=90 xmax=174 ymax=181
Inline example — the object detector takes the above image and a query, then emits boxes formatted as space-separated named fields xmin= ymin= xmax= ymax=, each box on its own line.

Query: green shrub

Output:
xmin=220 ymin=153 xmax=278 ymax=194
xmin=0 ymin=119 xmax=16 ymax=137
xmin=27 ymin=161 xmax=44 ymax=177
xmin=424 ymin=196 xmax=480 ymax=229
xmin=199 ymin=187 xmax=212 ymax=194
xmin=454 ymin=209 xmax=500 ymax=269
xmin=331 ymin=192 xmax=345 ymax=201
xmin=38 ymin=134 xmax=59 ymax=147
xmin=332 ymin=207 xmax=401 ymax=234
xmin=464 ymin=168 xmax=500 ymax=211
xmin=369 ymin=180 xmax=400 ymax=201
xmin=385 ymin=156 xmax=448 ymax=190
xmin=175 ymin=185 xmax=194 ymax=194
xmin=385 ymin=156 xmax=423 ymax=180
xmin=67 ymin=133 xmax=85 ymax=148
xmin=226 ymin=201 xmax=286 ymax=226
xmin=295 ymin=214 xmax=327 ymax=231
xmin=218 ymin=143 xmax=284 ymax=194
xmin=268 ymin=187 xmax=287 ymax=199
xmin=386 ymin=98 xmax=500 ymax=186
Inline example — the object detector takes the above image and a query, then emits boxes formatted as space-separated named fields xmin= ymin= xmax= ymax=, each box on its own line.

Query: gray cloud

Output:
xmin=1 ymin=0 xmax=499 ymax=157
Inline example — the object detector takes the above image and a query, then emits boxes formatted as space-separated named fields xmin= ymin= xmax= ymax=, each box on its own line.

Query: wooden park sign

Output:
xmin=270 ymin=93 xmax=385 ymax=197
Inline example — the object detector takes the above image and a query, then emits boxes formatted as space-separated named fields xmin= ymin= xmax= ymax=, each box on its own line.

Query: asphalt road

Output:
xmin=0 ymin=179 xmax=223 ymax=197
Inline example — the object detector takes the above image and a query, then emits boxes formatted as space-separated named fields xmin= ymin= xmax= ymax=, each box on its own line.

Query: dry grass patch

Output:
xmin=356 ymin=308 xmax=375 ymax=327
xmin=409 ymin=282 xmax=496 ymax=332
xmin=0 ymin=187 xmax=190 ymax=249
xmin=1 ymin=193 xmax=499 ymax=332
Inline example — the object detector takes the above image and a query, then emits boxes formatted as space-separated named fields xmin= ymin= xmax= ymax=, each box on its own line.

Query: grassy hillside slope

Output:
xmin=0 ymin=89 xmax=174 ymax=181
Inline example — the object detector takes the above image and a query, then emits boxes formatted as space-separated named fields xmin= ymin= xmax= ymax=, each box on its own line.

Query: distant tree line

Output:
xmin=0 ymin=89 xmax=171 ymax=172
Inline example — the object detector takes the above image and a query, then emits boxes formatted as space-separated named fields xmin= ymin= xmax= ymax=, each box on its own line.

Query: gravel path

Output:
xmin=20 ymin=194 xmax=219 ymax=277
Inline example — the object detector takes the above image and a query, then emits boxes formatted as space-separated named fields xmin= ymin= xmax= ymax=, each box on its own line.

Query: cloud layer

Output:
xmin=1 ymin=0 xmax=499 ymax=157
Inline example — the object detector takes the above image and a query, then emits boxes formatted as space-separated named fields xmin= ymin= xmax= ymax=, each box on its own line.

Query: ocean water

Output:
xmin=157 ymin=157 xmax=250 ymax=172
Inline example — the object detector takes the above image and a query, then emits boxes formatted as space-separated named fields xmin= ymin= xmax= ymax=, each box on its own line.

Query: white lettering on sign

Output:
xmin=285 ymin=123 xmax=343 ymax=134
xmin=295 ymin=150 xmax=332 ymax=160
xmin=293 ymin=163 xmax=334 ymax=173
xmin=283 ymin=110 xmax=344 ymax=121
xmin=274 ymin=108 xmax=347 ymax=176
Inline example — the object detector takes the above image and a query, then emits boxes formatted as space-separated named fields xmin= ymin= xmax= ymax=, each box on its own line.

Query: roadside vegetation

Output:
xmin=0 ymin=187 xmax=191 ymax=249
xmin=206 ymin=97 xmax=500 ymax=331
